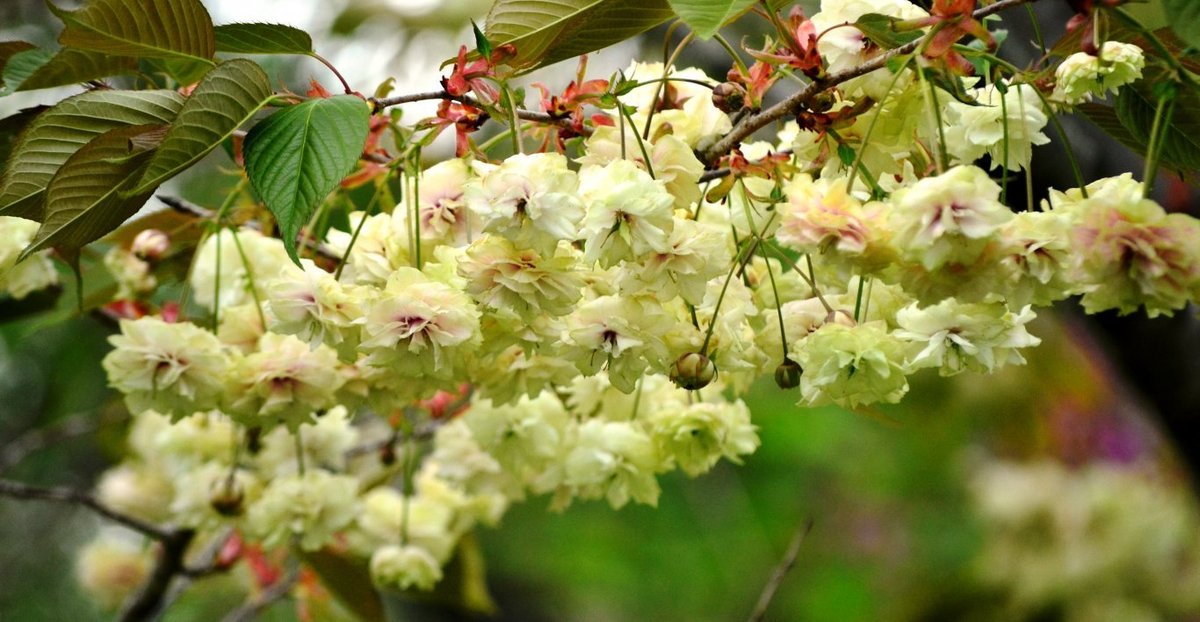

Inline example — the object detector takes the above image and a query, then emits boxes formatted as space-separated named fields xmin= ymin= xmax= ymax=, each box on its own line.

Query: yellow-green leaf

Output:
xmin=485 ymin=0 xmax=675 ymax=72
xmin=667 ymin=0 xmax=756 ymax=39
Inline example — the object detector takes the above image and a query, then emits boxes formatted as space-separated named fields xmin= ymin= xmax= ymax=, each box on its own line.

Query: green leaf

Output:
xmin=20 ymin=124 xmax=163 ymax=260
xmin=667 ymin=0 xmax=755 ymax=39
xmin=300 ymin=550 xmax=385 ymax=622
xmin=1164 ymin=0 xmax=1200 ymax=52
xmin=214 ymin=23 xmax=314 ymax=55
xmin=49 ymin=0 xmax=216 ymax=65
xmin=0 ymin=41 xmax=36 ymax=86
xmin=1114 ymin=71 xmax=1200 ymax=171
xmin=142 ymin=56 xmax=213 ymax=85
xmin=14 ymin=47 xmax=138 ymax=92
xmin=485 ymin=0 xmax=676 ymax=72
xmin=132 ymin=59 xmax=273 ymax=193
xmin=0 ymin=49 xmax=54 ymax=96
xmin=1080 ymin=101 xmax=1200 ymax=186
xmin=0 ymin=89 xmax=184 ymax=220
xmin=0 ymin=107 xmax=48 ymax=178
xmin=471 ymin=19 xmax=493 ymax=58
xmin=243 ymin=94 xmax=370 ymax=264
xmin=854 ymin=13 xmax=921 ymax=49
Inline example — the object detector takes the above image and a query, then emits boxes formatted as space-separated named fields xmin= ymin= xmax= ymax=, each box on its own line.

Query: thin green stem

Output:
xmin=999 ymin=84 xmax=1010 ymax=203
xmin=853 ymin=276 xmax=866 ymax=324
xmin=847 ymin=54 xmax=913 ymax=195
xmin=1142 ymin=90 xmax=1175 ymax=195
xmin=712 ymin=33 xmax=749 ymax=76
xmin=619 ymin=101 xmax=656 ymax=179
xmin=918 ymin=67 xmax=948 ymax=174
xmin=643 ymin=31 xmax=696 ymax=139
xmin=228 ymin=225 xmax=267 ymax=329
xmin=1025 ymin=4 xmax=1047 ymax=59
xmin=294 ymin=428 xmax=306 ymax=476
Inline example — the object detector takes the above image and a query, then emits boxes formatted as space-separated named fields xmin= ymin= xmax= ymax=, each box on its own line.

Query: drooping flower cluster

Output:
xmin=37 ymin=0 xmax=1200 ymax=602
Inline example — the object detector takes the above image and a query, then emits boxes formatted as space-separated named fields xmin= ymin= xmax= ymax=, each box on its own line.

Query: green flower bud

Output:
xmin=669 ymin=352 xmax=717 ymax=391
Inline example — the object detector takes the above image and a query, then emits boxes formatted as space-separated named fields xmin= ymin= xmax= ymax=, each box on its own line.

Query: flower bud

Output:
xmin=825 ymin=309 xmax=857 ymax=327
xmin=669 ymin=352 xmax=717 ymax=391
xmin=774 ymin=359 xmax=802 ymax=389
xmin=131 ymin=229 xmax=170 ymax=262
xmin=209 ymin=479 xmax=245 ymax=517
xmin=712 ymin=82 xmax=747 ymax=114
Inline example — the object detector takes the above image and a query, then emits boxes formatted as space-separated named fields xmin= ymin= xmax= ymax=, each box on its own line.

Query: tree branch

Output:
xmin=220 ymin=566 xmax=301 ymax=622
xmin=119 ymin=528 xmax=196 ymax=622
xmin=700 ymin=0 xmax=1043 ymax=165
xmin=0 ymin=478 xmax=173 ymax=540
xmin=371 ymin=90 xmax=590 ymax=135
xmin=0 ymin=410 xmax=123 ymax=474
xmin=747 ymin=518 xmax=814 ymax=622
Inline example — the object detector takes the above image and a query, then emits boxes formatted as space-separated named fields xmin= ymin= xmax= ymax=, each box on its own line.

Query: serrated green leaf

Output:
xmin=21 ymin=124 xmax=162 ymax=260
xmin=243 ymin=95 xmax=370 ymax=264
xmin=1115 ymin=71 xmax=1200 ymax=172
xmin=1164 ymin=0 xmax=1200 ymax=52
xmin=49 ymin=0 xmax=216 ymax=66
xmin=214 ymin=23 xmax=313 ymax=55
xmin=0 ymin=89 xmax=184 ymax=220
xmin=854 ymin=13 xmax=921 ymax=50
xmin=132 ymin=59 xmax=273 ymax=193
xmin=15 ymin=47 xmax=138 ymax=92
xmin=0 ymin=49 xmax=54 ymax=96
xmin=667 ymin=0 xmax=754 ymax=39
xmin=485 ymin=0 xmax=675 ymax=72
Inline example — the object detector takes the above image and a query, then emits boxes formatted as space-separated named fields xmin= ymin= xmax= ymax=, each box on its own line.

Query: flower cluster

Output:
xmin=52 ymin=0 xmax=1200 ymax=601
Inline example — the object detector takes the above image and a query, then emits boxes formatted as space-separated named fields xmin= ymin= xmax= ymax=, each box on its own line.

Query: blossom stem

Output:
xmin=643 ymin=30 xmax=696 ymax=140
xmin=620 ymin=100 xmax=657 ymax=179
xmin=846 ymin=55 xmax=913 ymax=195
xmin=712 ymin=33 xmax=749 ymax=76
xmin=228 ymin=225 xmax=268 ymax=329
xmin=294 ymin=428 xmax=306 ymax=476
xmin=1142 ymin=88 xmax=1176 ymax=195
xmin=309 ymin=52 xmax=354 ymax=95
xmin=701 ymin=236 xmax=763 ymax=356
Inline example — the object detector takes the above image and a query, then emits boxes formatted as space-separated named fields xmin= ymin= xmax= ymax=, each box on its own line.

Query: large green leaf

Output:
xmin=667 ymin=0 xmax=755 ymax=39
xmin=485 ymin=0 xmax=675 ymax=71
xmin=1164 ymin=0 xmax=1200 ymax=52
xmin=21 ymin=124 xmax=162 ymax=260
xmin=1114 ymin=72 xmax=1200 ymax=172
xmin=243 ymin=95 xmax=370 ymax=264
xmin=0 ymin=89 xmax=184 ymax=220
xmin=49 ymin=0 xmax=216 ymax=65
xmin=214 ymin=23 xmax=314 ymax=55
xmin=0 ymin=49 xmax=54 ymax=96
xmin=132 ymin=59 xmax=273 ymax=193
xmin=14 ymin=47 xmax=138 ymax=92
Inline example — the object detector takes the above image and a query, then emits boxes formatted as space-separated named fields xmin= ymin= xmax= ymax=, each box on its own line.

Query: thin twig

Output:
xmin=0 ymin=478 xmax=173 ymax=540
xmin=221 ymin=566 xmax=301 ymax=622
xmin=156 ymin=195 xmax=342 ymax=262
xmin=0 ymin=410 xmax=123 ymax=474
xmin=370 ymin=90 xmax=590 ymax=135
xmin=747 ymin=519 xmax=814 ymax=622
xmin=699 ymin=0 xmax=1043 ymax=165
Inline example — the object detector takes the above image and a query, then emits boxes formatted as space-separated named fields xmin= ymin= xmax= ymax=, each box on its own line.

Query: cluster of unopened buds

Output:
xmin=6 ymin=0 xmax=1191 ymax=603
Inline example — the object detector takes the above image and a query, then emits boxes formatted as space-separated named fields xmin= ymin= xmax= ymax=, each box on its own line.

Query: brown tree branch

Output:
xmin=747 ymin=518 xmax=814 ymax=622
xmin=119 ymin=528 xmax=196 ymax=622
xmin=371 ymin=90 xmax=590 ymax=135
xmin=0 ymin=478 xmax=173 ymax=540
xmin=699 ymin=0 xmax=1043 ymax=165
xmin=0 ymin=410 xmax=123 ymax=474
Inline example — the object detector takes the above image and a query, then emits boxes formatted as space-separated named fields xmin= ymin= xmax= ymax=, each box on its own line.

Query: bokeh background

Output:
xmin=2 ymin=0 xmax=1200 ymax=620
